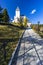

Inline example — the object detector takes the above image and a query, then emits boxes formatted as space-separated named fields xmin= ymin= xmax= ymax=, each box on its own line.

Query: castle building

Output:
xmin=12 ymin=7 xmax=31 ymax=27
xmin=12 ymin=7 xmax=26 ymax=23
xmin=12 ymin=7 xmax=20 ymax=22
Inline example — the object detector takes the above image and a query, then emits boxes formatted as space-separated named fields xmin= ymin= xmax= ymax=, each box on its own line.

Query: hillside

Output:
xmin=0 ymin=24 xmax=24 ymax=65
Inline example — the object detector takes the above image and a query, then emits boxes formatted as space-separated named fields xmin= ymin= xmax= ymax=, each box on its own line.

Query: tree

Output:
xmin=19 ymin=17 xmax=23 ymax=27
xmin=0 ymin=6 xmax=3 ymax=22
xmin=38 ymin=21 xmax=40 ymax=33
xmin=0 ymin=6 xmax=3 ymax=12
xmin=2 ymin=9 xmax=10 ymax=23
xmin=23 ymin=16 xmax=27 ymax=27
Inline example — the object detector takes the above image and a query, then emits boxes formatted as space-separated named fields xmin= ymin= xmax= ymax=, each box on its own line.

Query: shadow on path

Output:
xmin=10 ymin=31 xmax=25 ymax=65
xmin=10 ymin=29 xmax=43 ymax=65
xmin=16 ymin=34 xmax=43 ymax=65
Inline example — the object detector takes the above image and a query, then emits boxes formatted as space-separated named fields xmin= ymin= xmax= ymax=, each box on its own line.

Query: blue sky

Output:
xmin=0 ymin=0 xmax=43 ymax=24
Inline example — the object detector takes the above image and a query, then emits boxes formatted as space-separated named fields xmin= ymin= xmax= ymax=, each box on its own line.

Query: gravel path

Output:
xmin=16 ymin=28 xmax=43 ymax=65
xmin=11 ymin=28 xmax=43 ymax=65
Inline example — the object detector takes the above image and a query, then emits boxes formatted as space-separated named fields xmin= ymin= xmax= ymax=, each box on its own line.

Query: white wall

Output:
xmin=16 ymin=10 xmax=20 ymax=18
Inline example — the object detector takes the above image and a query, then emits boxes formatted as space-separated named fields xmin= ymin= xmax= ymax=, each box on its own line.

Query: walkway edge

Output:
xmin=8 ymin=30 xmax=25 ymax=65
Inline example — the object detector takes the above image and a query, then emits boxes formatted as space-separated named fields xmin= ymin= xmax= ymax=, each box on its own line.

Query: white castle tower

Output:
xmin=12 ymin=7 xmax=20 ymax=23
xmin=12 ymin=7 xmax=31 ymax=27
xmin=16 ymin=7 xmax=20 ymax=18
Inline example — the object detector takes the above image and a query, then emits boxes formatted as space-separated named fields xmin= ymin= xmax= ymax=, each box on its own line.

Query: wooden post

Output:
xmin=38 ymin=21 xmax=40 ymax=33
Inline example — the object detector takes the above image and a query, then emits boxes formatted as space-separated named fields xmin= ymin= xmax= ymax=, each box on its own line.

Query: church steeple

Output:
xmin=16 ymin=7 xmax=20 ymax=11
xmin=16 ymin=7 xmax=20 ymax=18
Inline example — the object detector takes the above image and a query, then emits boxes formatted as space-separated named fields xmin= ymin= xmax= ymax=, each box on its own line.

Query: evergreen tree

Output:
xmin=0 ymin=6 xmax=3 ymax=22
xmin=2 ymin=9 xmax=10 ymax=23
xmin=0 ymin=6 xmax=3 ymax=12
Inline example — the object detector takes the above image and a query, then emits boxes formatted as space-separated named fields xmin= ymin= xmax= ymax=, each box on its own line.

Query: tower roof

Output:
xmin=16 ymin=7 xmax=20 ymax=11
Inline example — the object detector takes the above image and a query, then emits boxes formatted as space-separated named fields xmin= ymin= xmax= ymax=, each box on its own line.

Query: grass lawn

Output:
xmin=31 ymin=24 xmax=43 ymax=38
xmin=34 ymin=30 xmax=43 ymax=38
xmin=0 ymin=24 xmax=24 ymax=65
xmin=39 ymin=31 xmax=43 ymax=38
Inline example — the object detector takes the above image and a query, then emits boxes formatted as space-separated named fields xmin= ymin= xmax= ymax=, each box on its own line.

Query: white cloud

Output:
xmin=11 ymin=18 xmax=13 ymax=21
xmin=30 ymin=9 xmax=36 ymax=14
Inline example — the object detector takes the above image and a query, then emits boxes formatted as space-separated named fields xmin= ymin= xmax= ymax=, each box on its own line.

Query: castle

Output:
xmin=12 ymin=7 xmax=31 ymax=27
xmin=12 ymin=7 xmax=27 ymax=23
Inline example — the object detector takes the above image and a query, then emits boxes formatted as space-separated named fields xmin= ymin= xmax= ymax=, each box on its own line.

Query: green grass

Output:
xmin=31 ymin=24 xmax=43 ymax=38
xmin=0 ymin=24 xmax=24 ymax=65
xmin=39 ymin=32 xmax=43 ymax=38
xmin=12 ymin=22 xmax=22 ymax=27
